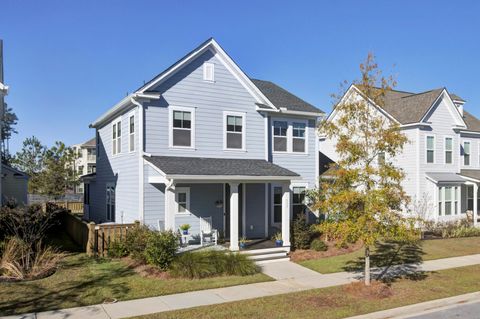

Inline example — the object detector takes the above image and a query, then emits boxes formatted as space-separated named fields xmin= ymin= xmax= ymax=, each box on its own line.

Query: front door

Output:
xmin=224 ymin=183 xmax=243 ymax=238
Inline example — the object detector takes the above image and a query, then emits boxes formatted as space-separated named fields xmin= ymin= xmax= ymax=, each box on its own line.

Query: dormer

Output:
xmin=450 ymin=93 xmax=466 ymax=116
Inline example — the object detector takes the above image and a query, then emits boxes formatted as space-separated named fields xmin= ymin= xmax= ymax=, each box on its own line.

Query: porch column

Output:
xmin=164 ymin=182 xmax=176 ymax=231
xmin=282 ymin=182 xmax=291 ymax=247
xmin=474 ymin=183 xmax=478 ymax=227
xmin=229 ymin=182 xmax=240 ymax=251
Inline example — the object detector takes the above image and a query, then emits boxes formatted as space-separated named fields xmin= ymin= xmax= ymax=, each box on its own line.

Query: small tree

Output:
xmin=313 ymin=53 xmax=418 ymax=285
xmin=12 ymin=136 xmax=46 ymax=193
xmin=42 ymin=141 xmax=79 ymax=197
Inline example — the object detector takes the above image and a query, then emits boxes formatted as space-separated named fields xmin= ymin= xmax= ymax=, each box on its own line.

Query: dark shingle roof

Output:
xmin=450 ymin=93 xmax=466 ymax=102
xmin=459 ymin=169 xmax=480 ymax=181
xmin=252 ymin=79 xmax=323 ymax=114
xmin=144 ymin=156 xmax=299 ymax=177
xmin=463 ymin=111 xmax=480 ymax=133
xmin=83 ymin=137 xmax=96 ymax=147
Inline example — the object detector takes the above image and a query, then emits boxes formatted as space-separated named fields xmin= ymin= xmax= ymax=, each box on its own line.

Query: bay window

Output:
xmin=438 ymin=186 xmax=460 ymax=216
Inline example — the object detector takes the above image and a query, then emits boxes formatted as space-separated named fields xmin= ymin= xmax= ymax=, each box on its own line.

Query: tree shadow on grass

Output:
xmin=343 ymin=241 xmax=429 ymax=283
xmin=0 ymin=254 xmax=134 ymax=316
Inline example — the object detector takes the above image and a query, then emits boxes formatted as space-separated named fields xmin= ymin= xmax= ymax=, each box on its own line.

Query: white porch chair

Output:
xmin=200 ymin=216 xmax=218 ymax=246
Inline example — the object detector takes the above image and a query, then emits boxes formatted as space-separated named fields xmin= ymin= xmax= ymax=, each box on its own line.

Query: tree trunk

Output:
xmin=365 ymin=246 xmax=371 ymax=286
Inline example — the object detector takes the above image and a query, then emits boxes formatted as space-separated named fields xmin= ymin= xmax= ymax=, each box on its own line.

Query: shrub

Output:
xmin=144 ymin=230 xmax=179 ymax=270
xmin=170 ymin=250 xmax=259 ymax=279
xmin=0 ymin=237 xmax=64 ymax=280
xmin=125 ymin=225 xmax=151 ymax=262
xmin=425 ymin=219 xmax=480 ymax=239
xmin=291 ymin=215 xmax=313 ymax=250
xmin=310 ymin=239 xmax=328 ymax=251
xmin=107 ymin=240 xmax=128 ymax=258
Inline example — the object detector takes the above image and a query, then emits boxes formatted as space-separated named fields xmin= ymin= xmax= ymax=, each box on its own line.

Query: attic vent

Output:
xmin=203 ymin=62 xmax=214 ymax=82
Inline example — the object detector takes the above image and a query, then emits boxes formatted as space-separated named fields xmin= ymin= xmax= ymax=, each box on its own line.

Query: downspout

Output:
xmin=131 ymin=96 xmax=145 ymax=224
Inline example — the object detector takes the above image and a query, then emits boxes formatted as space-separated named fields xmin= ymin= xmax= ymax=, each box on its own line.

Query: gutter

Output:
xmin=256 ymin=106 xmax=324 ymax=117
xmin=130 ymin=96 xmax=146 ymax=224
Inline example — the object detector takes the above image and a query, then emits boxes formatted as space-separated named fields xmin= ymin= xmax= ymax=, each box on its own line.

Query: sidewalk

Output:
xmin=3 ymin=254 xmax=480 ymax=319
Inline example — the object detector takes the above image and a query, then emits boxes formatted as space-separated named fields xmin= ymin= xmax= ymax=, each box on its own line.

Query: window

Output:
xmin=106 ymin=185 xmax=115 ymax=221
xmin=175 ymin=188 xmax=190 ymax=214
xmin=378 ymin=152 xmax=386 ymax=165
xmin=273 ymin=121 xmax=288 ymax=152
xmin=292 ymin=186 xmax=307 ymax=218
xmin=78 ymin=165 xmax=84 ymax=175
xmin=438 ymin=187 xmax=442 ymax=216
xmin=129 ymin=114 xmax=135 ymax=152
xmin=292 ymin=123 xmax=306 ymax=153
xmin=84 ymin=183 xmax=90 ymax=205
xmin=464 ymin=141 xmax=471 ymax=166
xmin=203 ymin=62 xmax=214 ymax=82
xmin=454 ymin=186 xmax=459 ymax=215
xmin=87 ymin=164 xmax=96 ymax=174
xmin=426 ymin=136 xmax=434 ymax=163
xmin=444 ymin=187 xmax=452 ymax=215
xmin=171 ymin=108 xmax=194 ymax=148
xmin=112 ymin=119 xmax=121 ymax=155
xmin=273 ymin=186 xmax=283 ymax=224
xmin=225 ymin=113 xmax=244 ymax=150
xmin=467 ymin=185 xmax=474 ymax=211
xmin=445 ymin=137 xmax=453 ymax=164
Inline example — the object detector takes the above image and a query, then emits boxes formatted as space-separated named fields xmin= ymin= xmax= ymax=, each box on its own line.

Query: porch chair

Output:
xmin=200 ymin=216 xmax=218 ymax=246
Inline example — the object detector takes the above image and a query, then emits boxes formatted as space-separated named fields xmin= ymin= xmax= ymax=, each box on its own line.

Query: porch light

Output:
xmin=215 ymin=200 xmax=223 ymax=208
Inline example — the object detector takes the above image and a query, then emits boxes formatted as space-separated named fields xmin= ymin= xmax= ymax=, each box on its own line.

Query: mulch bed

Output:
xmin=289 ymin=240 xmax=364 ymax=262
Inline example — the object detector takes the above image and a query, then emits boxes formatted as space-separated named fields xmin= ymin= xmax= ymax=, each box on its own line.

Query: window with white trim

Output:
xmin=225 ymin=113 xmax=244 ymax=150
xmin=273 ymin=186 xmax=282 ymax=223
xmin=445 ymin=137 xmax=453 ymax=164
xmin=438 ymin=186 xmax=460 ymax=216
xmin=426 ymin=135 xmax=434 ymax=163
xmin=112 ymin=119 xmax=121 ymax=155
xmin=129 ymin=114 xmax=135 ymax=152
xmin=175 ymin=187 xmax=190 ymax=214
xmin=464 ymin=141 xmax=471 ymax=166
xmin=203 ymin=62 xmax=214 ymax=82
xmin=467 ymin=185 xmax=474 ymax=211
xmin=172 ymin=110 xmax=192 ymax=147
xmin=273 ymin=121 xmax=288 ymax=152
xmin=106 ymin=184 xmax=115 ymax=221
xmin=292 ymin=186 xmax=307 ymax=218
xmin=292 ymin=123 xmax=306 ymax=153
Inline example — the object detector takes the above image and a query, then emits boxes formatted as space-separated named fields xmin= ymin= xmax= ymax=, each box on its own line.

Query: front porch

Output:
xmin=144 ymin=155 xmax=301 ymax=251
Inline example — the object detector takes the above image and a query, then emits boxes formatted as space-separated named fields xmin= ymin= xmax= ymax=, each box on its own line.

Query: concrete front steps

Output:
xmin=240 ymin=247 xmax=290 ymax=264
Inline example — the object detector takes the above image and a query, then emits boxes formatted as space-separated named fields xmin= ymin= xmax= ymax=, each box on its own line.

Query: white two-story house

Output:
xmin=84 ymin=38 xmax=324 ymax=251
xmin=72 ymin=137 xmax=96 ymax=193
xmin=320 ymin=85 xmax=480 ymax=226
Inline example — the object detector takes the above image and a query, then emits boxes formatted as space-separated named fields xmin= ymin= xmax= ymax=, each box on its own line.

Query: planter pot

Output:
xmin=275 ymin=240 xmax=283 ymax=247
xmin=182 ymin=230 xmax=189 ymax=235
xmin=239 ymin=242 xmax=247 ymax=249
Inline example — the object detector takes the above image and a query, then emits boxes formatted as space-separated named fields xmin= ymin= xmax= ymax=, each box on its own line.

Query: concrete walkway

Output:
xmin=3 ymin=254 xmax=480 ymax=319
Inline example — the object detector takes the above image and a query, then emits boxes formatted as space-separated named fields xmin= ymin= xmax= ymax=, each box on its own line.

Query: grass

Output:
xmin=133 ymin=264 xmax=480 ymax=319
xmin=0 ymin=253 xmax=271 ymax=316
xmin=300 ymin=237 xmax=480 ymax=274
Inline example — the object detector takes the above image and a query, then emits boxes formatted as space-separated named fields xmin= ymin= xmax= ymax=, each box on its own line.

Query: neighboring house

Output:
xmin=84 ymin=38 xmax=324 ymax=251
xmin=320 ymin=85 xmax=480 ymax=226
xmin=2 ymin=163 xmax=28 ymax=205
xmin=72 ymin=137 xmax=96 ymax=193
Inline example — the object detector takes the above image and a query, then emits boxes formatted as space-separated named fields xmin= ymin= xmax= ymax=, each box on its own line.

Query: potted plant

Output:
xmin=273 ymin=232 xmax=283 ymax=247
xmin=179 ymin=224 xmax=191 ymax=235
xmin=239 ymin=237 xmax=247 ymax=249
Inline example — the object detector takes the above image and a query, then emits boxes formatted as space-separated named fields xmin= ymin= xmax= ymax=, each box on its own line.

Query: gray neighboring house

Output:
xmin=84 ymin=38 xmax=324 ymax=250
xmin=2 ymin=164 xmax=28 ymax=206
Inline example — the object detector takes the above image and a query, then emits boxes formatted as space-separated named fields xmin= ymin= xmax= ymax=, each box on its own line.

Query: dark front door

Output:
xmin=224 ymin=183 xmax=243 ymax=238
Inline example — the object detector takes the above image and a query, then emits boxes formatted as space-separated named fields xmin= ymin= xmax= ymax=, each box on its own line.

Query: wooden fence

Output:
xmin=61 ymin=212 xmax=138 ymax=256
xmin=43 ymin=201 xmax=84 ymax=214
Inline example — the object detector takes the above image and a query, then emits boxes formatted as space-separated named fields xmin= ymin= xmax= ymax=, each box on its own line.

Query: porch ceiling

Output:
xmin=144 ymin=155 xmax=299 ymax=181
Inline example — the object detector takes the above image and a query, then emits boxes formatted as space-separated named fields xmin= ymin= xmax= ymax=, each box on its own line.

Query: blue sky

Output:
xmin=1 ymin=0 xmax=479 ymax=153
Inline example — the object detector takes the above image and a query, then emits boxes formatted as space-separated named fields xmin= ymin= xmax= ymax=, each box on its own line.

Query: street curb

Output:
xmin=344 ymin=291 xmax=480 ymax=319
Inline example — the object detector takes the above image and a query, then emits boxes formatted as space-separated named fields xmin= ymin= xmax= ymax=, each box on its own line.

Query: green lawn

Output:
xmin=133 ymin=264 xmax=480 ymax=319
xmin=0 ymin=253 xmax=272 ymax=316
xmin=300 ymin=237 xmax=480 ymax=274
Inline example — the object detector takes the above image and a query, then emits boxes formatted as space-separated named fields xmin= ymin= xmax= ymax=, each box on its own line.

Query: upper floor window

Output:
xmin=292 ymin=123 xmax=306 ymax=153
xmin=224 ymin=112 xmax=245 ymax=150
xmin=273 ymin=121 xmax=288 ymax=152
xmin=129 ymin=114 xmax=135 ymax=152
xmin=203 ymin=62 xmax=214 ymax=82
xmin=378 ymin=152 xmax=386 ymax=165
xmin=170 ymin=107 xmax=195 ymax=148
xmin=112 ymin=119 xmax=121 ymax=155
xmin=426 ymin=135 xmax=434 ymax=163
xmin=464 ymin=141 xmax=471 ymax=166
xmin=445 ymin=137 xmax=453 ymax=164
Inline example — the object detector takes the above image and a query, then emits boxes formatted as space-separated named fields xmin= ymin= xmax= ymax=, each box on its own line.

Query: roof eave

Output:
xmin=165 ymin=174 xmax=299 ymax=181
